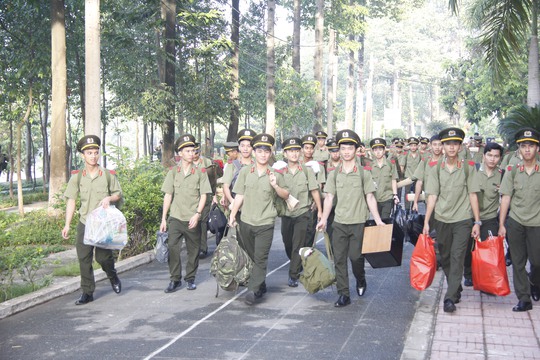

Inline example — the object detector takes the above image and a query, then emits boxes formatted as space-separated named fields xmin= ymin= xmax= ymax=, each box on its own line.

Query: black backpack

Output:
xmin=207 ymin=204 xmax=228 ymax=245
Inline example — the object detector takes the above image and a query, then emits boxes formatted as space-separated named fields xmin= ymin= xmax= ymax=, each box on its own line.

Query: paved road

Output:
xmin=0 ymin=223 xmax=419 ymax=360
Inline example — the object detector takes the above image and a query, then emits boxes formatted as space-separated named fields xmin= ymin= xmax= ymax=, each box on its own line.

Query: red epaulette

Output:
xmin=200 ymin=167 xmax=206 ymax=173
xmin=403 ymin=151 xmax=408 ymax=155
xmin=318 ymin=161 xmax=325 ymax=165
xmin=191 ymin=168 xmax=196 ymax=174
xmin=390 ymin=159 xmax=396 ymax=164
xmin=274 ymin=168 xmax=284 ymax=174
xmin=363 ymin=165 xmax=372 ymax=171
xmin=327 ymin=166 xmax=335 ymax=172
xmin=227 ymin=159 xmax=233 ymax=164
xmin=498 ymin=168 xmax=503 ymax=173
xmin=109 ymin=170 xmax=117 ymax=175
xmin=429 ymin=160 xmax=438 ymax=167
xmin=169 ymin=166 xmax=174 ymax=171
xmin=468 ymin=160 xmax=475 ymax=167
xmin=507 ymin=165 xmax=513 ymax=171
xmin=71 ymin=170 xmax=79 ymax=175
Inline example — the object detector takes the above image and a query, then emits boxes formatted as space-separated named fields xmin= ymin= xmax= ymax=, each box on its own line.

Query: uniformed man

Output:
xmin=325 ymin=138 xmax=341 ymax=240
xmin=193 ymin=143 xmax=216 ymax=259
xmin=412 ymin=135 xmax=443 ymax=212
xmin=390 ymin=139 xmax=405 ymax=181
xmin=419 ymin=136 xmax=430 ymax=157
xmin=221 ymin=129 xmax=255 ymax=252
xmin=423 ymin=127 xmax=481 ymax=313
xmin=399 ymin=137 xmax=422 ymax=182
xmin=62 ymin=135 xmax=122 ymax=305
xmin=160 ymin=134 xmax=212 ymax=293
xmin=222 ymin=142 xmax=239 ymax=170
xmin=280 ymin=137 xmax=322 ymax=287
xmin=229 ymin=133 xmax=289 ymax=305
xmin=471 ymin=134 xmax=485 ymax=164
xmin=313 ymin=130 xmax=330 ymax=162
xmin=499 ymin=128 xmax=540 ymax=311
xmin=301 ymin=134 xmax=326 ymax=247
xmin=463 ymin=142 xmax=505 ymax=287
xmin=368 ymin=137 xmax=399 ymax=218
xmin=316 ymin=129 xmax=385 ymax=307
xmin=356 ymin=142 xmax=371 ymax=166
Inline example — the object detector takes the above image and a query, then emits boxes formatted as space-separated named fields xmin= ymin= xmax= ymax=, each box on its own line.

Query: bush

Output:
xmin=115 ymin=158 xmax=165 ymax=259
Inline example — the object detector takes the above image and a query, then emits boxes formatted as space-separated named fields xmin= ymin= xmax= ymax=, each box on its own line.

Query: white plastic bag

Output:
xmin=84 ymin=206 xmax=128 ymax=250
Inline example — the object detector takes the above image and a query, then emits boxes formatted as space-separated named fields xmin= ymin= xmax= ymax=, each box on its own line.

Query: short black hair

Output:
xmin=483 ymin=142 xmax=504 ymax=155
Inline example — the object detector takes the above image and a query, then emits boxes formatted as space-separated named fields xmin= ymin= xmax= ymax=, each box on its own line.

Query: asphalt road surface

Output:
xmin=0 ymin=223 xmax=420 ymax=360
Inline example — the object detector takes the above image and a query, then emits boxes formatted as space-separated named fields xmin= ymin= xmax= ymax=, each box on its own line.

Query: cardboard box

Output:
xmin=362 ymin=218 xmax=404 ymax=268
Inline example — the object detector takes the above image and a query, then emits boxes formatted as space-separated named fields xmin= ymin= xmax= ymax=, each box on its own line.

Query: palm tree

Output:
xmin=449 ymin=0 xmax=540 ymax=106
xmin=497 ymin=105 xmax=540 ymax=144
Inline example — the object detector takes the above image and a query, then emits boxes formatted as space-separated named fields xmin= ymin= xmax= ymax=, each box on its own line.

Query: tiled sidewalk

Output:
xmin=429 ymin=268 xmax=540 ymax=359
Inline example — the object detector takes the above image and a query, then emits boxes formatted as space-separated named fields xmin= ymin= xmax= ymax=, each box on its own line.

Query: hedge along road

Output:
xmin=0 ymin=221 xmax=420 ymax=360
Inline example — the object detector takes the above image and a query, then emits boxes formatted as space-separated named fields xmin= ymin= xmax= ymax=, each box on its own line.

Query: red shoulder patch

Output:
xmin=274 ymin=169 xmax=285 ymax=174
xmin=108 ymin=170 xmax=117 ymax=175
xmin=169 ymin=166 xmax=174 ymax=170
xmin=318 ymin=161 xmax=324 ymax=165
xmin=429 ymin=161 xmax=438 ymax=167
xmin=71 ymin=170 xmax=80 ymax=175
xmin=363 ymin=165 xmax=372 ymax=171
xmin=390 ymin=159 xmax=396 ymax=164
xmin=200 ymin=168 xmax=206 ymax=173
xmin=468 ymin=160 xmax=475 ymax=167
xmin=227 ymin=159 xmax=233 ymax=164
xmin=403 ymin=151 xmax=408 ymax=155
xmin=507 ymin=165 xmax=512 ymax=171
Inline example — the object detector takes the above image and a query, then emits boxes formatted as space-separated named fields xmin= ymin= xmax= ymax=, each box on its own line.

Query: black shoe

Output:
xmin=464 ymin=278 xmax=473 ymax=287
xmin=187 ymin=280 xmax=197 ymax=290
xmin=288 ymin=277 xmax=298 ymax=287
xmin=334 ymin=295 xmax=351 ymax=307
xmin=530 ymin=284 xmax=540 ymax=302
xmin=199 ymin=250 xmax=208 ymax=259
xmin=356 ymin=279 xmax=367 ymax=296
xmin=512 ymin=300 xmax=532 ymax=312
xmin=110 ymin=275 xmax=121 ymax=294
xmin=244 ymin=290 xmax=262 ymax=305
xmin=164 ymin=281 xmax=181 ymax=293
xmin=455 ymin=293 xmax=461 ymax=304
xmin=75 ymin=293 xmax=94 ymax=305
xmin=260 ymin=282 xmax=267 ymax=294
xmin=505 ymin=252 xmax=512 ymax=266
xmin=443 ymin=299 xmax=456 ymax=313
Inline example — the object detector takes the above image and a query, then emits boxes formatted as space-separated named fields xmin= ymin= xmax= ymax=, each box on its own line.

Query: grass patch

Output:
xmin=0 ymin=277 xmax=52 ymax=302
xmin=52 ymin=261 xmax=100 ymax=277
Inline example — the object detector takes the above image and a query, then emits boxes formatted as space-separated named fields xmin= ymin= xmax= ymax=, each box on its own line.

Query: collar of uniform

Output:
xmin=441 ymin=158 xmax=462 ymax=170
xmin=339 ymin=163 xmax=358 ymax=173
xmin=82 ymin=166 xmax=104 ymax=178
xmin=518 ymin=162 xmax=540 ymax=172
xmin=178 ymin=161 xmax=196 ymax=175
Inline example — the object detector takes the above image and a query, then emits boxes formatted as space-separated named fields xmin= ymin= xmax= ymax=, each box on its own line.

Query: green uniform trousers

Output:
xmin=377 ymin=199 xmax=394 ymax=219
xmin=167 ymin=217 xmax=200 ymax=282
xmin=463 ymin=217 xmax=499 ymax=280
xmin=332 ymin=222 xmax=366 ymax=297
xmin=281 ymin=211 xmax=310 ymax=280
xmin=239 ymin=222 xmax=274 ymax=293
xmin=507 ymin=217 xmax=540 ymax=302
xmin=433 ymin=218 xmax=471 ymax=303
xmin=199 ymin=196 xmax=213 ymax=252
xmin=76 ymin=222 xmax=117 ymax=294
xmin=305 ymin=208 xmax=318 ymax=247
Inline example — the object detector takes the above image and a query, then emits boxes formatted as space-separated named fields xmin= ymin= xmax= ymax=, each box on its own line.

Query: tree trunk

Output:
xmin=9 ymin=113 xmax=14 ymax=197
xmin=327 ymin=29 xmax=337 ymax=136
xmin=528 ymin=1 xmax=540 ymax=106
xmin=85 ymin=0 xmax=101 ymax=136
xmin=17 ymin=86 xmax=33 ymax=216
xmin=101 ymin=61 xmax=107 ymax=168
xmin=40 ymin=96 xmax=50 ymax=188
xmin=345 ymin=44 xmax=355 ymax=129
xmin=365 ymin=56 xmax=374 ymax=139
xmin=265 ymin=0 xmax=276 ymax=137
xmin=292 ymin=0 xmax=301 ymax=72
xmin=227 ymin=0 xmax=240 ymax=141
xmin=409 ymin=84 xmax=415 ymax=135
xmin=50 ymin=0 xmax=68 ymax=215
xmin=25 ymin=120 xmax=33 ymax=183
xmin=161 ymin=0 xmax=176 ymax=166
xmin=313 ymin=0 xmax=324 ymax=128
xmin=75 ymin=47 xmax=85 ymax=128
xmin=356 ymin=33 xmax=366 ymax=138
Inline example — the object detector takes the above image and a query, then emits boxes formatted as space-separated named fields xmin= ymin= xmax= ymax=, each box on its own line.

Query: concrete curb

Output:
xmin=0 ymin=250 xmax=155 ymax=320
xmin=400 ymin=270 xmax=443 ymax=360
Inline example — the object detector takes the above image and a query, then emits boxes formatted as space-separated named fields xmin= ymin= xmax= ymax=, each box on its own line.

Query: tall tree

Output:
xmin=85 ymin=0 xmax=101 ymax=135
xmin=266 ymin=0 xmax=276 ymax=137
xmin=227 ymin=0 xmax=240 ymax=141
xmin=313 ymin=0 xmax=324 ymax=128
xmin=49 ymin=0 xmax=67 ymax=213
xmin=161 ymin=0 xmax=176 ymax=165
xmin=292 ymin=0 xmax=301 ymax=72
xmin=449 ymin=0 xmax=540 ymax=106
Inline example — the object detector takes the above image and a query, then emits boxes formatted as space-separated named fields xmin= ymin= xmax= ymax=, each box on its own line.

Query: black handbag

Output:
xmin=363 ymin=205 xmax=405 ymax=268
xmin=207 ymin=204 xmax=228 ymax=245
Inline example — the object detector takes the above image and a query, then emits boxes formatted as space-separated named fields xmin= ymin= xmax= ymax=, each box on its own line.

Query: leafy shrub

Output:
xmin=115 ymin=158 xmax=165 ymax=259
xmin=0 ymin=210 xmax=72 ymax=247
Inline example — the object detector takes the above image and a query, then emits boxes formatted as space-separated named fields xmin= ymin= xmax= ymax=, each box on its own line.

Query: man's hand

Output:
xmin=471 ymin=224 xmax=480 ymax=238
xmin=188 ymin=213 xmax=200 ymax=229
xmin=229 ymin=215 xmax=237 ymax=228
xmin=316 ymin=219 xmax=326 ymax=232
xmin=61 ymin=226 xmax=70 ymax=240
xmin=422 ymin=223 xmax=430 ymax=235
xmin=99 ymin=196 xmax=111 ymax=208
xmin=160 ymin=219 xmax=167 ymax=233
xmin=268 ymin=172 xmax=277 ymax=187
xmin=412 ymin=202 xmax=418 ymax=212
xmin=498 ymin=224 xmax=506 ymax=238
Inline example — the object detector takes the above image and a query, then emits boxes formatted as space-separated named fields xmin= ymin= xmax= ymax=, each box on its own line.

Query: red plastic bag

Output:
xmin=472 ymin=235 xmax=510 ymax=296
xmin=410 ymin=234 xmax=437 ymax=290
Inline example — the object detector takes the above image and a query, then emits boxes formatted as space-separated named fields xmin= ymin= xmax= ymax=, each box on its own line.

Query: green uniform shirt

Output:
xmin=282 ymin=165 xmax=319 ymax=217
xmin=313 ymin=148 xmax=330 ymax=162
xmin=64 ymin=166 xmax=122 ymax=225
xmin=368 ymin=159 xmax=398 ymax=202
xmin=425 ymin=159 xmax=480 ymax=223
xmin=161 ymin=162 xmax=212 ymax=222
xmin=500 ymin=161 xmax=540 ymax=226
xmin=232 ymin=164 xmax=288 ymax=226
xmin=399 ymin=152 xmax=422 ymax=179
xmin=500 ymin=150 xmax=522 ymax=168
xmin=324 ymin=163 xmax=376 ymax=224
xmin=222 ymin=159 xmax=253 ymax=185
xmin=476 ymin=166 xmax=504 ymax=220
xmin=472 ymin=146 xmax=484 ymax=164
